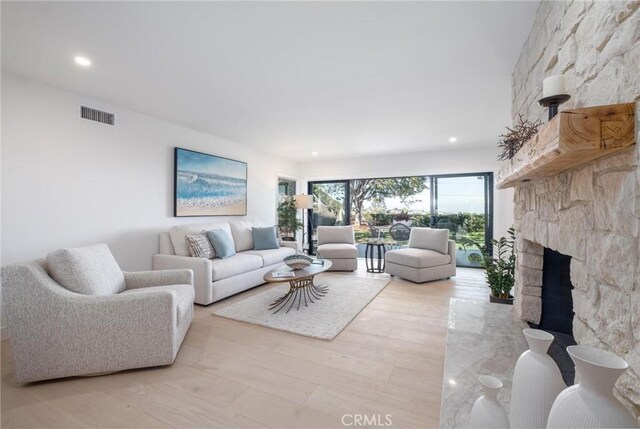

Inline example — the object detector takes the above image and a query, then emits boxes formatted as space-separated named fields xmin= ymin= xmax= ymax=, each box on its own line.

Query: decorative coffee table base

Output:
xmin=264 ymin=260 xmax=333 ymax=314
xmin=268 ymin=276 xmax=329 ymax=314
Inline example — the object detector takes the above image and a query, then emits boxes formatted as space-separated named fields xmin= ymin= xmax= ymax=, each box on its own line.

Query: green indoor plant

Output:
xmin=277 ymin=196 xmax=303 ymax=241
xmin=467 ymin=227 xmax=516 ymax=304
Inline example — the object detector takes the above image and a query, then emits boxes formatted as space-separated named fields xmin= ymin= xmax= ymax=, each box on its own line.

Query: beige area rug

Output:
xmin=213 ymin=273 xmax=391 ymax=340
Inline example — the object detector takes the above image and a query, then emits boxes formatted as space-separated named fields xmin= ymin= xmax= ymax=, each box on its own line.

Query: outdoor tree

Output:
xmin=348 ymin=177 xmax=428 ymax=224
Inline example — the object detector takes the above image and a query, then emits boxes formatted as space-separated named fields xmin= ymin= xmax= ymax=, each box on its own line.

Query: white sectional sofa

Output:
xmin=153 ymin=221 xmax=295 ymax=305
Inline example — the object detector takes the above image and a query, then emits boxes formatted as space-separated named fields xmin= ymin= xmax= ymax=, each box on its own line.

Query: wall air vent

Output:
xmin=80 ymin=106 xmax=115 ymax=126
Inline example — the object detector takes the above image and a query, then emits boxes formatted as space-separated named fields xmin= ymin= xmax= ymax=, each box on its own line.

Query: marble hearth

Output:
xmin=440 ymin=299 xmax=528 ymax=428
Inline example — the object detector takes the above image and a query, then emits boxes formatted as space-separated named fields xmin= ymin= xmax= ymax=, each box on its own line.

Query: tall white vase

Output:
xmin=510 ymin=329 xmax=566 ymax=429
xmin=546 ymin=345 xmax=639 ymax=429
xmin=469 ymin=375 xmax=510 ymax=429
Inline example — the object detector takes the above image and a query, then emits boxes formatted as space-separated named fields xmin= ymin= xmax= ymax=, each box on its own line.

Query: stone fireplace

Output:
xmin=511 ymin=148 xmax=639 ymax=414
xmin=508 ymin=0 xmax=640 ymax=420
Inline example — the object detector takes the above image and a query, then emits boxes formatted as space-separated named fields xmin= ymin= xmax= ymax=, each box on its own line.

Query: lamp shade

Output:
xmin=294 ymin=194 xmax=314 ymax=209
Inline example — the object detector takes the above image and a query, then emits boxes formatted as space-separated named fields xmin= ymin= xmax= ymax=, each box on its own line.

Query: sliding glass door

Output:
xmin=431 ymin=173 xmax=492 ymax=267
xmin=307 ymin=173 xmax=493 ymax=266
xmin=307 ymin=181 xmax=350 ymax=254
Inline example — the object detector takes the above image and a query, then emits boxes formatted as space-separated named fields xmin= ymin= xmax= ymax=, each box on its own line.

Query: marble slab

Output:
xmin=439 ymin=298 xmax=529 ymax=429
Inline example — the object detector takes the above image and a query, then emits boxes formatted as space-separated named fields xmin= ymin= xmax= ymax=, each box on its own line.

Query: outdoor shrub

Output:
xmin=369 ymin=212 xmax=393 ymax=226
xmin=393 ymin=210 xmax=411 ymax=222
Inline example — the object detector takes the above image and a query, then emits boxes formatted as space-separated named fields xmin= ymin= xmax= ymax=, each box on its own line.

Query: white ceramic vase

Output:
xmin=546 ymin=345 xmax=639 ymax=429
xmin=510 ymin=329 xmax=566 ymax=429
xmin=469 ymin=375 xmax=510 ymax=429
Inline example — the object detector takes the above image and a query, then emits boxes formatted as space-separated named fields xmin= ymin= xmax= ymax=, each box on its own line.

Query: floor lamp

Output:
xmin=294 ymin=194 xmax=314 ymax=253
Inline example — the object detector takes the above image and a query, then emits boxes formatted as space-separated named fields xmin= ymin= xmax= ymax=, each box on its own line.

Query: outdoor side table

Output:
xmin=365 ymin=242 xmax=386 ymax=273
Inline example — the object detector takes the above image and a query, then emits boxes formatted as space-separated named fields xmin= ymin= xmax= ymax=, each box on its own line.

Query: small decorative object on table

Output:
xmin=546 ymin=345 xmax=639 ymax=429
xmin=510 ymin=329 xmax=566 ymax=429
xmin=271 ymin=271 xmax=295 ymax=278
xmin=284 ymin=253 xmax=313 ymax=270
xmin=312 ymin=254 xmax=325 ymax=266
xmin=469 ymin=375 xmax=510 ymax=429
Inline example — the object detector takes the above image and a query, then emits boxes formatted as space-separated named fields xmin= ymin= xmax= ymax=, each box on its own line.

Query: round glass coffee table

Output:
xmin=263 ymin=260 xmax=332 ymax=314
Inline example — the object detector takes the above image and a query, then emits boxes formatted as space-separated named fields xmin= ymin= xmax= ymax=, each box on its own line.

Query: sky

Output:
xmin=177 ymin=148 xmax=247 ymax=180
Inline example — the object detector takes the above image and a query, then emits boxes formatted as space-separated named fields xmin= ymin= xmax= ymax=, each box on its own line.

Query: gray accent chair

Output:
xmin=384 ymin=228 xmax=456 ymax=283
xmin=316 ymin=226 xmax=358 ymax=271
xmin=1 ymin=243 xmax=194 ymax=383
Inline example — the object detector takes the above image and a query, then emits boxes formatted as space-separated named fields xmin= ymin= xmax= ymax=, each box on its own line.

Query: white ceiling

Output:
xmin=1 ymin=1 xmax=539 ymax=162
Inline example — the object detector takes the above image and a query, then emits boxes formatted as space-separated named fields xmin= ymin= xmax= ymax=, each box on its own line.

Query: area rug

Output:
xmin=212 ymin=274 xmax=390 ymax=340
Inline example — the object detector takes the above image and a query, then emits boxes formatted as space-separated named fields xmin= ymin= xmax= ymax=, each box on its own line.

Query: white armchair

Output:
xmin=384 ymin=227 xmax=456 ymax=283
xmin=316 ymin=226 xmax=358 ymax=271
xmin=1 ymin=244 xmax=194 ymax=383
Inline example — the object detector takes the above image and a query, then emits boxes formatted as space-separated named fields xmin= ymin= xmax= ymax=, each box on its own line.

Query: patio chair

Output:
xmin=389 ymin=223 xmax=411 ymax=242
xmin=369 ymin=224 xmax=383 ymax=241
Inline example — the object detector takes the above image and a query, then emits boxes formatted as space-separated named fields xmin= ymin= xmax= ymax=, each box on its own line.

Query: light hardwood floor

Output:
xmin=1 ymin=265 xmax=488 ymax=429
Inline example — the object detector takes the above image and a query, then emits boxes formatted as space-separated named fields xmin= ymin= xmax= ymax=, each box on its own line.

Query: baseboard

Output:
xmin=1 ymin=326 xmax=9 ymax=341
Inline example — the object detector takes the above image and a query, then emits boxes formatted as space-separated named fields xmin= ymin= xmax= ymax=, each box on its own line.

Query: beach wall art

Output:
xmin=174 ymin=147 xmax=247 ymax=216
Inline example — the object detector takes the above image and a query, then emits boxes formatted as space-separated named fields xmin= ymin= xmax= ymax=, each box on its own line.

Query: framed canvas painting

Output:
xmin=174 ymin=147 xmax=247 ymax=217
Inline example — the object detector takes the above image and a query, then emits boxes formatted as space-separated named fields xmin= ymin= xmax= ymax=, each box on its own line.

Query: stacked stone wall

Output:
xmin=511 ymin=0 xmax=640 ymax=419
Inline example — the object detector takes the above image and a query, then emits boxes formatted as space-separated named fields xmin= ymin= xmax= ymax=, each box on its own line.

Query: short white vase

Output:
xmin=510 ymin=329 xmax=566 ymax=429
xmin=469 ymin=375 xmax=510 ymax=429
xmin=546 ymin=345 xmax=639 ymax=429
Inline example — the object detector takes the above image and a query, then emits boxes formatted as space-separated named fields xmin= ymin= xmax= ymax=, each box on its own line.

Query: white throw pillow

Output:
xmin=408 ymin=227 xmax=449 ymax=254
xmin=229 ymin=221 xmax=254 ymax=252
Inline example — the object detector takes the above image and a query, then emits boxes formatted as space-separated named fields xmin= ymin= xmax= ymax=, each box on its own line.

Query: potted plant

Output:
xmin=467 ymin=227 xmax=516 ymax=304
xmin=277 ymin=195 xmax=303 ymax=242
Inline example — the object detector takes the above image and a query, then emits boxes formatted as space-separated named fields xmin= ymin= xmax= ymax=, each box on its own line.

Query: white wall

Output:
xmin=1 ymin=73 xmax=299 ymax=271
xmin=300 ymin=147 xmax=515 ymax=239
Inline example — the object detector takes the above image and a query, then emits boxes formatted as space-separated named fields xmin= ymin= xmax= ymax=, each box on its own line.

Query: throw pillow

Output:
xmin=252 ymin=226 xmax=279 ymax=250
xmin=185 ymin=231 xmax=216 ymax=259
xmin=206 ymin=229 xmax=236 ymax=259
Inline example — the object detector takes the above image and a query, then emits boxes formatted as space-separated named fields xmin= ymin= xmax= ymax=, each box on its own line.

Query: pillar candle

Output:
xmin=543 ymin=75 xmax=566 ymax=98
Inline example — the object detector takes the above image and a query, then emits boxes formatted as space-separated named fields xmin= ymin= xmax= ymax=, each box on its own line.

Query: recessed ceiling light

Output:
xmin=74 ymin=56 xmax=91 ymax=67
xmin=311 ymin=151 xmax=318 ymax=156
xmin=449 ymin=137 xmax=457 ymax=143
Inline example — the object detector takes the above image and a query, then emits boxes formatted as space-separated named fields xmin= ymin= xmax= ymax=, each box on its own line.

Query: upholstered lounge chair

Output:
xmin=1 ymin=243 xmax=194 ymax=383
xmin=316 ymin=226 xmax=358 ymax=271
xmin=384 ymin=227 xmax=456 ymax=283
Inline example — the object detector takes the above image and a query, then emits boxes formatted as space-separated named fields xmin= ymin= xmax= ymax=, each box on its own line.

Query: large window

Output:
xmin=307 ymin=173 xmax=492 ymax=268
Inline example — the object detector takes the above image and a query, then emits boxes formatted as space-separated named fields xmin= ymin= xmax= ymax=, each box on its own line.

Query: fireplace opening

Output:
xmin=540 ymin=248 xmax=574 ymax=334
xmin=529 ymin=247 xmax=577 ymax=385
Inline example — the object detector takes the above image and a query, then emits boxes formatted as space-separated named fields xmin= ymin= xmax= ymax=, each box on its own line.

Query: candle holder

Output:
xmin=538 ymin=94 xmax=571 ymax=121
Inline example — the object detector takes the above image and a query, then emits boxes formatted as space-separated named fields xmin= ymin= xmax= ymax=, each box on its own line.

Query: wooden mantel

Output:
xmin=496 ymin=102 xmax=636 ymax=189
